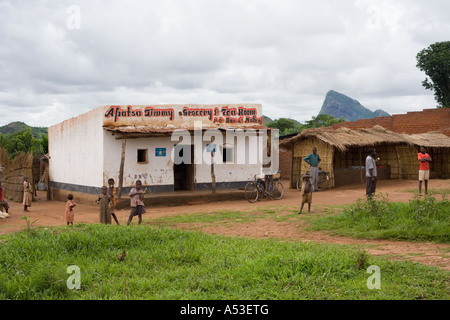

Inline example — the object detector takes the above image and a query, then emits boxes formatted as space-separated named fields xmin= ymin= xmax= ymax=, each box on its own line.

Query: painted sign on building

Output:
xmin=102 ymin=104 xmax=264 ymax=129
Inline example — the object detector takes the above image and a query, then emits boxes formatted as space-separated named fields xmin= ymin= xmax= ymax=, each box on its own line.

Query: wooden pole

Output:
xmin=210 ymin=138 xmax=216 ymax=193
xmin=118 ymin=139 xmax=126 ymax=200
xmin=359 ymin=149 xmax=363 ymax=184
xmin=395 ymin=145 xmax=402 ymax=180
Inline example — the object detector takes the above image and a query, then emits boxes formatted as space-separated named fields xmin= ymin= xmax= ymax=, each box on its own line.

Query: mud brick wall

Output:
xmin=279 ymin=147 xmax=291 ymax=179
xmin=332 ymin=108 xmax=450 ymax=136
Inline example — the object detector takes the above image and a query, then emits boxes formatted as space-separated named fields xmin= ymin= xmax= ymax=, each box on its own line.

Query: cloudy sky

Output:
xmin=0 ymin=0 xmax=449 ymax=127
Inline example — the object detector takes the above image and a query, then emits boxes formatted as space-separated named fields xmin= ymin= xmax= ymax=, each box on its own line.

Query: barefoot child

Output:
xmin=127 ymin=180 xmax=146 ymax=226
xmin=297 ymin=172 xmax=313 ymax=214
xmin=64 ymin=194 xmax=76 ymax=225
xmin=97 ymin=186 xmax=111 ymax=224
xmin=108 ymin=178 xmax=120 ymax=225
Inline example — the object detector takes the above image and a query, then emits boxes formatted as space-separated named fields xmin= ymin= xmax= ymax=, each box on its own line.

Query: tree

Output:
xmin=416 ymin=41 xmax=450 ymax=108
xmin=302 ymin=114 xmax=346 ymax=129
xmin=266 ymin=114 xmax=345 ymax=136
xmin=266 ymin=118 xmax=302 ymax=135
xmin=3 ymin=128 xmax=44 ymax=159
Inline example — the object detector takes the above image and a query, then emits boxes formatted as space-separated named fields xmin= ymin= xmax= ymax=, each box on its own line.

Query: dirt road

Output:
xmin=1 ymin=179 xmax=449 ymax=270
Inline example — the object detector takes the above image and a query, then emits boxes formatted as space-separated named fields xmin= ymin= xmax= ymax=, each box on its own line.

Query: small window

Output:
xmin=223 ymin=146 xmax=233 ymax=163
xmin=137 ymin=149 xmax=148 ymax=163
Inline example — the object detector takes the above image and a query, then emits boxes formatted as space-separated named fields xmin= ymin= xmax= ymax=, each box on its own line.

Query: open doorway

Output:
xmin=173 ymin=144 xmax=195 ymax=191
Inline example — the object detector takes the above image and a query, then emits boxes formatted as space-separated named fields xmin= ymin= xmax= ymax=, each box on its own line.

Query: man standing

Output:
xmin=418 ymin=146 xmax=432 ymax=195
xmin=365 ymin=148 xmax=377 ymax=198
xmin=304 ymin=147 xmax=321 ymax=191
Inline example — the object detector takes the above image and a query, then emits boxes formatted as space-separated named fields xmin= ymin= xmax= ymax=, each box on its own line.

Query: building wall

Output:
xmin=291 ymin=137 xmax=335 ymax=189
xmin=48 ymin=107 xmax=105 ymax=198
xmin=103 ymin=131 xmax=175 ymax=191
xmin=332 ymin=108 xmax=450 ymax=136
xmin=279 ymin=147 xmax=292 ymax=179
xmin=194 ymin=131 xmax=263 ymax=189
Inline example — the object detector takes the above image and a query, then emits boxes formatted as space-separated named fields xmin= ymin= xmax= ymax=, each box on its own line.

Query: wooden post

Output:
xmin=359 ymin=149 xmax=363 ymax=184
xmin=210 ymin=138 xmax=216 ymax=193
xmin=118 ymin=139 xmax=126 ymax=200
xmin=395 ymin=145 xmax=402 ymax=179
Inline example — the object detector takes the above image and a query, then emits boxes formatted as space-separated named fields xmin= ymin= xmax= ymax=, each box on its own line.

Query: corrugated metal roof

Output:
xmin=103 ymin=124 xmax=270 ymax=135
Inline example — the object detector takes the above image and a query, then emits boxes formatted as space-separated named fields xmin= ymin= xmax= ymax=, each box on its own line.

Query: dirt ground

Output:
xmin=1 ymin=179 xmax=449 ymax=271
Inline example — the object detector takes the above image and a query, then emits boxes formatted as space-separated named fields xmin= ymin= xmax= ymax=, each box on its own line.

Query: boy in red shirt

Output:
xmin=418 ymin=146 xmax=432 ymax=195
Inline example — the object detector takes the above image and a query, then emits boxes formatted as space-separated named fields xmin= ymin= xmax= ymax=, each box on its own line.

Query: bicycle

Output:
xmin=296 ymin=170 xmax=329 ymax=191
xmin=245 ymin=171 xmax=284 ymax=203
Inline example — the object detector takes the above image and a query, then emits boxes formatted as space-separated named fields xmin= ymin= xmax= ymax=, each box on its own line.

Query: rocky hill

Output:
xmin=319 ymin=90 xmax=390 ymax=121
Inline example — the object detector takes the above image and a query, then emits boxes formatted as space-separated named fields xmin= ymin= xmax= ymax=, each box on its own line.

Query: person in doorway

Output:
xmin=127 ymin=180 xmax=146 ymax=226
xmin=297 ymin=172 xmax=313 ymax=214
xmin=108 ymin=178 xmax=120 ymax=225
xmin=365 ymin=148 xmax=378 ymax=198
xmin=303 ymin=147 xmax=321 ymax=191
xmin=0 ymin=181 xmax=10 ymax=214
xmin=64 ymin=194 xmax=76 ymax=226
xmin=418 ymin=146 xmax=432 ymax=195
xmin=97 ymin=186 xmax=111 ymax=224
xmin=23 ymin=176 xmax=33 ymax=212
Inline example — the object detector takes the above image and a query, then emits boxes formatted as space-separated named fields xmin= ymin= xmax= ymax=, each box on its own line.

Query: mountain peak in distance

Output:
xmin=319 ymin=90 xmax=390 ymax=121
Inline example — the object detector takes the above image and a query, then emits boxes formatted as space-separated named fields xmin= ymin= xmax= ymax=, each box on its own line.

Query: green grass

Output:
xmin=308 ymin=193 xmax=450 ymax=243
xmin=0 ymin=224 xmax=448 ymax=300
xmin=148 ymin=206 xmax=296 ymax=228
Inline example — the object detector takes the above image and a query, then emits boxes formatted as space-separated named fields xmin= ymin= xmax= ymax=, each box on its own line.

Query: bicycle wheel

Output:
xmin=316 ymin=174 xmax=328 ymax=191
xmin=271 ymin=180 xmax=284 ymax=200
xmin=244 ymin=181 xmax=259 ymax=203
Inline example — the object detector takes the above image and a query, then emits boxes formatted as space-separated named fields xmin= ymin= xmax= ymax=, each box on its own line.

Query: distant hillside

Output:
xmin=0 ymin=121 xmax=48 ymax=138
xmin=263 ymin=115 xmax=273 ymax=126
xmin=319 ymin=90 xmax=390 ymax=121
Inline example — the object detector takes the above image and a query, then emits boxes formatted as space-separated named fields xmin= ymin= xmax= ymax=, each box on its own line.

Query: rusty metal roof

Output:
xmin=103 ymin=124 xmax=270 ymax=135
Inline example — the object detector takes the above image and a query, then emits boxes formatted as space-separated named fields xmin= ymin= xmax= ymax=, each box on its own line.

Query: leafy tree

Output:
xmin=416 ymin=41 xmax=450 ymax=108
xmin=266 ymin=114 xmax=345 ymax=136
xmin=266 ymin=118 xmax=301 ymax=135
xmin=3 ymin=128 xmax=44 ymax=159
xmin=302 ymin=114 xmax=346 ymax=129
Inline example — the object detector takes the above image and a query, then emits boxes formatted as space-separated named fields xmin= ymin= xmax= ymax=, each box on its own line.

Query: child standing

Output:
xmin=64 ymin=194 xmax=76 ymax=225
xmin=23 ymin=175 xmax=33 ymax=212
xmin=97 ymin=186 xmax=111 ymax=224
xmin=297 ymin=172 xmax=313 ymax=214
xmin=108 ymin=178 xmax=120 ymax=225
xmin=127 ymin=180 xmax=146 ymax=226
xmin=0 ymin=181 xmax=9 ymax=214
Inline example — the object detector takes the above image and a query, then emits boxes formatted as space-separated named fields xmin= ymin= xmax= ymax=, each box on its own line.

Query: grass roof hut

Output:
xmin=280 ymin=126 xmax=450 ymax=189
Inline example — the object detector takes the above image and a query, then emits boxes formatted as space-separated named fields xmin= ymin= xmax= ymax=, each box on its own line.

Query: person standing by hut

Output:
xmin=365 ymin=148 xmax=378 ymax=198
xmin=418 ymin=146 xmax=432 ymax=195
xmin=108 ymin=178 xmax=120 ymax=225
xmin=0 ymin=181 xmax=9 ymax=214
xmin=127 ymin=180 xmax=146 ymax=226
xmin=23 ymin=176 xmax=33 ymax=212
xmin=97 ymin=186 xmax=111 ymax=224
xmin=304 ymin=147 xmax=321 ymax=191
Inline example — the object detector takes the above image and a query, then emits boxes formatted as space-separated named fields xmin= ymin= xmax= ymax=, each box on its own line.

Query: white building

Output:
xmin=48 ymin=104 xmax=278 ymax=202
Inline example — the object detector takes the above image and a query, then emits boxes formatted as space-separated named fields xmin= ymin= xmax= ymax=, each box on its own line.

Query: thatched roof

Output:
xmin=402 ymin=132 xmax=450 ymax=148
xmin=280 ymin=126 xmax=450 ymax=151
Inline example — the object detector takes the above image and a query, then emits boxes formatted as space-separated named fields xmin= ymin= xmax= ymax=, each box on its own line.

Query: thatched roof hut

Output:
xmin=280 ymin=126 xmax=450 ymax=189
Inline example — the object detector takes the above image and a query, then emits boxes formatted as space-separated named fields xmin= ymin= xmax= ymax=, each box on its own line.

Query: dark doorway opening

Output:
xmin=174 ymin=145 xmax=195 ymax=191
